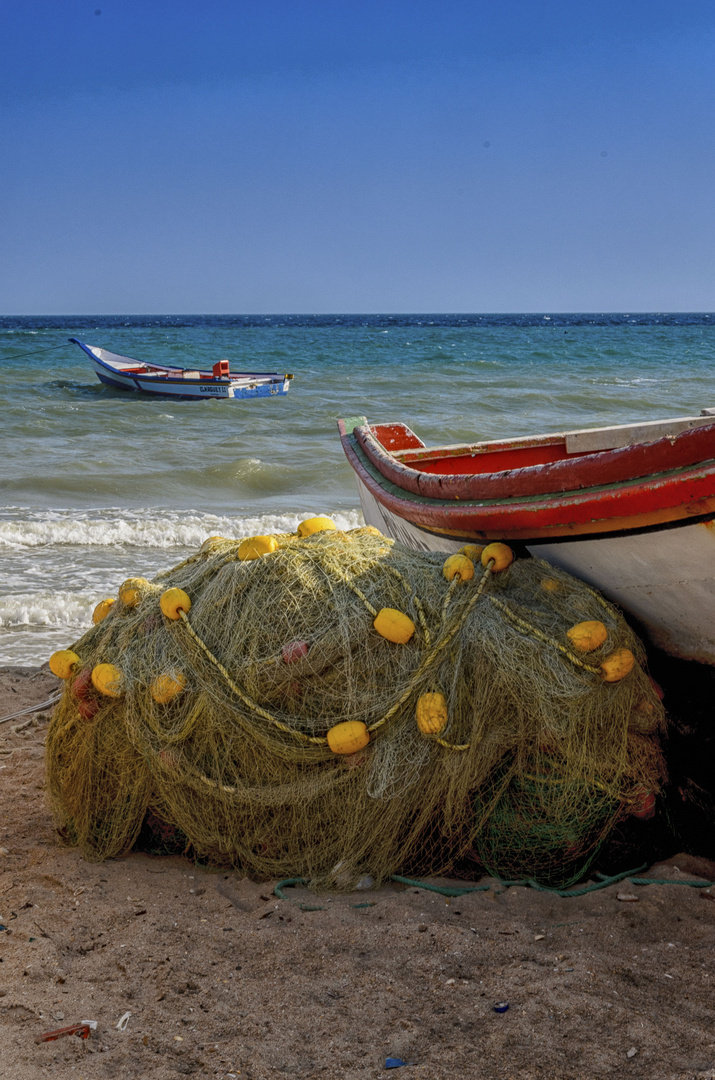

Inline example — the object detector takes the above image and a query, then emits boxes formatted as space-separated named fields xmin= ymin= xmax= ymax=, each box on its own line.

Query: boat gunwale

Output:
xmin=338 ymin=419 xmax=715 ymax=540
xmin=353 ymin=418 xmax=715 ymax=500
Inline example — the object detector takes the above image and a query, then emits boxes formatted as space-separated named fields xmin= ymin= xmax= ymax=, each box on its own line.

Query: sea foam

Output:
xmin=0 ymin=508 xmax=363 ymax=550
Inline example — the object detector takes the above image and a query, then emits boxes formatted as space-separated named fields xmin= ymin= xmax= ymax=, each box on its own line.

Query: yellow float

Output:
xmin=416 ymin=691 xmax=449 ymax=734
xmin=601 ymin=647 xmax=635 ymax=682
xmin=118 ymin=577 xmax=150 ymax=607
xmin=91 ymin=663 xmax=123 ymax=698
xmin=297 ymin=516 xmax=337 ymax=537
xmin=151 ymin=671 xmax=187 ymax=704
xmin=327 ymin=720 xmax=370 ymax=755
xmin=566 ymin=620 xmax=608 ymax=652
xmin=49 ymin=649 xmax=81 ymax=679
xmin=373 ymin=607 xmax=415 ymax=644
xmin=201 ymin=535 xmax=226 ymax=552
xmin=92 ymin=597 xmax=115 ymax=624
xmin=481 ymin=543 xmax=514 ymax=572
xmin=238 ymin=535 xmax=278 ymax=560
xmin=442 ymin=554 xmax=474 ymax=582
xmin=160 ymin=588 xmax=192 ymax=620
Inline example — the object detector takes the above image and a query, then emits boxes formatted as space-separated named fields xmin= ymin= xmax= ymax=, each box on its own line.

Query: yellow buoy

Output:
xmin=373 ymin=607 xmax=416 ymax=644
xmin=151 ymin=671 xmax=187 ymax=704
xmin=541 ymin=577 xmax=560 ymax=593
xmin=481 ymin=542 xmax=514 ymax=572
xmin=91 ymin=662 xmax=123 ymax=698
xmin=160 ymin=587 xmax=192 ymax=620
xmin=237 ymin=535 xmax=278 ymax=561
xmin=460 ymin=544 xmax=484 ymax=562
xmin=92 ymin=597 xmax=115 ymax=624
xmin=601 ymin=647 xmax=635 ymax=682
xmin=49 ymin=649 xmax=81 ymax=680
xmin=201 ymin=535 xmax=226 ymax=551
xmin=327 ymin=720 xmax=370 ymax=755
xmin=297 ymin=516 xmax=337 ymax=537
xmin=566 ymin=620 xmax=608 ymax=652
xmin=442 ymin=554 xmax=475 ymax=582
xmin=416 ymin=691 xmax=449 ymax=734
xmin=119 ymin=577 xmax=150 ymax=607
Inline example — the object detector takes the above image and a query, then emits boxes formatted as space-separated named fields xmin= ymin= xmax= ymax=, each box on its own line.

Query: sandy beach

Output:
xmin=0 ymin=666 xmax=714 ymax=1080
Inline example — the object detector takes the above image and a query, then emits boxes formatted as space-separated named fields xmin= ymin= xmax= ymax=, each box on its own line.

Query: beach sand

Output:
xmin=1 ymin=667 xmax=714 ymax=1080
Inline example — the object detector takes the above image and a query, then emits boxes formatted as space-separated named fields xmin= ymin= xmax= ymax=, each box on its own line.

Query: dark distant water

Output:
xmin=1 ymin=313 xmax=714 ymax=663
xmin=3 ymin=313 xmax=713 ymax=328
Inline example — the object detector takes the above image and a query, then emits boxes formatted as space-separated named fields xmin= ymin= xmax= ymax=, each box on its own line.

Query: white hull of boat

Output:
xmin=355 ymin=474 xmax=715 ymax=665
xmin=69 ymin=339 xmax=292 ymax=401
xmin=91 ymin=357 xmax=291 ymax=400
xmin=92 ymin=358 xmax=230 ymax=398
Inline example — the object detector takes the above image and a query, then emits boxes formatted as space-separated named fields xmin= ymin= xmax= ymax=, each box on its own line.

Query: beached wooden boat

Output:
xmin=69 ymin=338 xmax=293 ymax=401
xmin=338 ymin=413 xmax=715 ymax=665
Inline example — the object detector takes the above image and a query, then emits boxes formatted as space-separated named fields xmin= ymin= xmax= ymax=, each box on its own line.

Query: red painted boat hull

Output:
xmin=338 ymin=416 xmax=715 ymax=664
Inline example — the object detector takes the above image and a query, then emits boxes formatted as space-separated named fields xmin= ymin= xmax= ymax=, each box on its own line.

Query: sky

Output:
xmin=1 ymin=0 xmax=714 ymax=314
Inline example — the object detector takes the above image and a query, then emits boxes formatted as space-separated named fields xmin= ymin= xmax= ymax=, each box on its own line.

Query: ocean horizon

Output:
xmin=2 ymin=312 xmax=714 ymax=325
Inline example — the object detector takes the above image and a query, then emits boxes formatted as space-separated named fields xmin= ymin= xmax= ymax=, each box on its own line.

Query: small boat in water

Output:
xmin=69 ymin=338 xmax=293 ymax=401
xmin=338 ymin=412 xmax=715 ymax=665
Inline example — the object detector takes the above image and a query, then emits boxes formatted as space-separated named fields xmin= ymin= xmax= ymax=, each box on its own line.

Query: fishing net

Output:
xmin=46 ymin=525 xmax=666 ymax=890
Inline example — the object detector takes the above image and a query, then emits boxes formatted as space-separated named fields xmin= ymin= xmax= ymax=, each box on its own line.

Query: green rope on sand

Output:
xmin=274 ymin=878 xmax=326 ymax=911
xmin=275 ymin=871 xmax=714 ymax=907
xmin=606 ymin=874 xmax=714 ymax=888
xmin=389 ymin=874 xmax=492 ymax=897
xmin=391 ymin=869 xmax=714 ymax=898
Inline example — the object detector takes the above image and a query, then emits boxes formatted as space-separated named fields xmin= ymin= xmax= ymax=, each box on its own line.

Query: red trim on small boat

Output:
xmin=339 ymin=420 xmax=715 ymax=541
xmin=354 ymin=421 xmax=715 ymax=500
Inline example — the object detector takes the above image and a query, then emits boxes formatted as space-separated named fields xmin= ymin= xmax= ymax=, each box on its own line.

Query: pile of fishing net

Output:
xmin=46 ymin=522 xmax=666 ymax=890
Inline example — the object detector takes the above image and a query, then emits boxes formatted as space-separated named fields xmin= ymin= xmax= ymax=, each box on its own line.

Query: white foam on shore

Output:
xmin=0 ymin=591 xmax=96 ymax=629
xmin=0 ymin=507 xmax=363 ymax=549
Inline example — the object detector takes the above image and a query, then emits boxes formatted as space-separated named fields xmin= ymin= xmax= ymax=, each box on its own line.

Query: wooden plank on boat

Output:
xmin=564 ymin=415 xmax=715 ymax=454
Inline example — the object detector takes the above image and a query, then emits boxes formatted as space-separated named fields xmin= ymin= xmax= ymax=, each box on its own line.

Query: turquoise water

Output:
xmin=1 ymin=314 xmax=714 ymax=664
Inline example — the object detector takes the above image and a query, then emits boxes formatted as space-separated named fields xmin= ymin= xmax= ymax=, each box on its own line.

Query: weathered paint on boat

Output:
xmin=338 ymin=415 xmax=715 ymax=665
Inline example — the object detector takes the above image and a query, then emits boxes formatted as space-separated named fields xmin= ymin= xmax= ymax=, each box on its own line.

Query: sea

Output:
xmin=1 ymin=312 xmax=714 ymax=667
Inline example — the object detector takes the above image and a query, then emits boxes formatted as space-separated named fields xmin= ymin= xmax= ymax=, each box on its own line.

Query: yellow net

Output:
xmin=46 ymin=526 xmax=666 ymax=889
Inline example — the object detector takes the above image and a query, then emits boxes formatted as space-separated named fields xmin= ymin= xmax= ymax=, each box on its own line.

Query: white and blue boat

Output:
xmin=69 ymin=338 xmax=294 ymax=401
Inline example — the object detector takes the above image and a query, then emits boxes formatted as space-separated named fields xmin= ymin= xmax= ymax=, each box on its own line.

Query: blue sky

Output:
xmin=2 ymin=1 xmax=714 ymax=313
